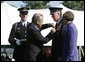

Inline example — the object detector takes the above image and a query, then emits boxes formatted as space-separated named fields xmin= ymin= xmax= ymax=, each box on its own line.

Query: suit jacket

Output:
xmin=26 ymin=23 xmax=53 ymax=52
xmin=62 ymin=23 xmax=78 ymax=61
xmin=24 ymin=23 xmax=54 ymax=61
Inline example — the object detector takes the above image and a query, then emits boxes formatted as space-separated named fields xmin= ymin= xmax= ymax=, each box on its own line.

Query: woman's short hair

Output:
xmin=63 ymin=11 xmax=74 ymax=21
xmin=32 ymin=13 xmax=43 ymax=23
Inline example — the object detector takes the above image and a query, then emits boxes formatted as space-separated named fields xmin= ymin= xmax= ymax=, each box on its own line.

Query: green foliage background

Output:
xmin=1 ymin=1 xmax=84 ymax=10
xmin=63 ymin=1 xmax=84 ymax=10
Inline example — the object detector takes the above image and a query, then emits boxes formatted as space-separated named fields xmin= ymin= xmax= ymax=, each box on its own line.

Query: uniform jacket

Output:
xmin=8 ymin=21 xmax=29 ymax=59
xmin=51 ymin=19 xmax=63 ymax=60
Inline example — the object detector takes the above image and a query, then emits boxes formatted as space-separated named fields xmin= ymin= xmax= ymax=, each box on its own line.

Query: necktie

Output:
xmin=24 ymin=23 xmax=25 ymax=27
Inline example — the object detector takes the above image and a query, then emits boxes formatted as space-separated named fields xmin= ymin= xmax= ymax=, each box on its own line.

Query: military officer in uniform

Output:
xmin=49 ymin=6 xmax=63 ymax=61
xmin=8 ymin=7 xmax=30 ymax=61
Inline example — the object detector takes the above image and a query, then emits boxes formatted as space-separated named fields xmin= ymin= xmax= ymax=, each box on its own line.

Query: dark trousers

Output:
xmin=13 ymin=46 xmax=25 ymax=61
xmin=24 ymin=50 xmax=40 ymax=61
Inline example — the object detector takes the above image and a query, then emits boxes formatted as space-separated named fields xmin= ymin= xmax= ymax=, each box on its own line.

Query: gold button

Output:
xmin=25 ymin=35 xmax=27 ymax=37
xmin=25 ymin=31 xmax=27 ymax=33
xmin=25 ymin=39 xmax=26 ymax=41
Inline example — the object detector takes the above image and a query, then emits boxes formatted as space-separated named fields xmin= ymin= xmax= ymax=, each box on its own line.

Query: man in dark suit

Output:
xmin=24 ymin=13 xmax=56 ymax=61
xmin=8 ymin=7 xmax=30 ymax=61
xmin=49 ymin=6 xmax=63 ymax=61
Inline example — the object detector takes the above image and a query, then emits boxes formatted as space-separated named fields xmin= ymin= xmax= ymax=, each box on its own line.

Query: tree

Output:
xmin=23 ymin=1 xmax=50 ymax=9
xmin=63 ymin=1 xmax=84 ymax=10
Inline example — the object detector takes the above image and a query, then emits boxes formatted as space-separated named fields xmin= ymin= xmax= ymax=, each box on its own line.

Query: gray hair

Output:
xmin=32 ymin=13 xmax=43 ymax=23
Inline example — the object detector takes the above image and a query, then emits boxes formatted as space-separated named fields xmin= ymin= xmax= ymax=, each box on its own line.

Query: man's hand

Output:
xmin=51 ymin=28 xmax=56 ymax=33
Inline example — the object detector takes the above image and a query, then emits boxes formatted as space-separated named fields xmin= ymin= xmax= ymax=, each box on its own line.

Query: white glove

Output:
xmin=15 ymin=38 xmax=21 ymax=45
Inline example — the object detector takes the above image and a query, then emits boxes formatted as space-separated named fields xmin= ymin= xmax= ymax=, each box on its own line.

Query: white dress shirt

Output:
xmin=21 ymin=20 xmax=27 ymax=27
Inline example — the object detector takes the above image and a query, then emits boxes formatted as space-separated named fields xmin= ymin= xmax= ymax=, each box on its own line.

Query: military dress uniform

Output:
xmin=49 ymin=6 xmax=64 ymax=61
xmin=51 ymin=19 xmax=63 ymax=61
xmin=8 ymin=21 xmax=29 ymax=61
xmin=8 ymin=7 xmax=29 ymax=61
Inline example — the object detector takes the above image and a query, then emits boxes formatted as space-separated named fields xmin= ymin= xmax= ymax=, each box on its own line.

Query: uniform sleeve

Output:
xmin=8 ymin=23 xmax=16 ymax=46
